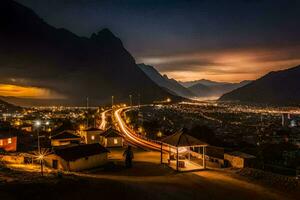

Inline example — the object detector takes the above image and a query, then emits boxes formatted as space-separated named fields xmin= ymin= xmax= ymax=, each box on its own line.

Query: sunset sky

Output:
xmin=5 ymin=0 xmax=300 ymax=99
xmin=14 ymin=0 xmax=300 ymax=83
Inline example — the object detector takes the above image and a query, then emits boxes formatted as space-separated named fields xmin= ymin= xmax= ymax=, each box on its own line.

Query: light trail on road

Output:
xmin=99 ymin=109 xmax=111 ymax=130
xmin=114 ymin=107 xmax=182 ymax=153
xmin=114 ymin=107 xmax=168 ymax=151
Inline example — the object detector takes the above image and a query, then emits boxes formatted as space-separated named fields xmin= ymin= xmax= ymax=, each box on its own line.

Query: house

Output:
xmin=100 ymin=128 xmax=124 ymax=147
xmin=0 ymin=132 xmax=17 ymax=152
xmin=44 ymin=143 xmax=109 ymax=171
xmin=51 ymin=131 xmax=81 ymax=147
xmin=81 ymin=127 xmax=103 ymax=144
xmin=224 ymin=151 xmax=256 ymax=168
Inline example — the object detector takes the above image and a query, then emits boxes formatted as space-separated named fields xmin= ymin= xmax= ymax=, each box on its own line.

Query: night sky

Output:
xmin=15 ymin=0 xmax=300 ymax=82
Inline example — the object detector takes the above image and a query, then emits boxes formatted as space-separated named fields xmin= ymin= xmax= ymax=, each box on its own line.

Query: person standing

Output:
xmin=123 ymin=145 xmax=134 ymax=168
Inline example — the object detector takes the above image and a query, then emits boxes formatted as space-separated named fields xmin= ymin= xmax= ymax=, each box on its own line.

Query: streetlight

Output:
xmin=34 ymin=120 xmax=41 ymax=152
xmin=34 ymin=148 xmax=49 ymax=176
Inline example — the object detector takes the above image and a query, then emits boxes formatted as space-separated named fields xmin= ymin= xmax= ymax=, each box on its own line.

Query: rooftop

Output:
xmin=162 ymin=128 xmax=208 ymax=147
xmin=84 ymin=127 xmax=103 ymax=132
xmin=101 ymin=128 xmax=122 ymax=138
xmin=54 ymin=143 xmax=109 ymax=161
xmin=51 ymin=131 xmax=81 ymax=140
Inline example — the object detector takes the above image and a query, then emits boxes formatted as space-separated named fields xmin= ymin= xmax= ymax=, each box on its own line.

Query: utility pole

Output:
xmin=35 ymin=120 xmax=43 ymax=176
xmin=138 ymin=94 xmax=140 ymax=109
xmin=41 ymin=159 xmax=44 ymax=176
xmin=86 ymin=96 xmax=89 ymax=128
xmin=129 ymin=95 xmax=132 ymax=107
xmin=37 ymin=126 xmax=40 ymax=153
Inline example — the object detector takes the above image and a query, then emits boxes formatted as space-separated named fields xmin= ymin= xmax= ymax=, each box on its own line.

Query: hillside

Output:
xmin=0 ymin=98 xmax=21 ymax=113
xmin=0 ymin=0 xmax=179 ymax=106
xmin=138 ymin=64 xmax=195 ymax=98
xmin=219 ymin=65 xmax=300 ymax=105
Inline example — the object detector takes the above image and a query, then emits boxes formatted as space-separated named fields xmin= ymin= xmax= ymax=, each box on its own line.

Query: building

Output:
xmin=0 ymin=132 xmax=17 ymax=152
xmin=100 ymin=128 xmax=124 ymax=147
xmin=51 ymin=131 xmax=81 ymax=147
xmin=44 ymin=143 xmax=109 ymax=171
xmin=20 ymin=125 xmax=32 ymax=132
xmin=205 ymin=146 xmax=226 ymax=168
xmin=224 ymin=151 xmax=256 ymax=168
xmin=162 ymin=129 xmax=208 ymax=171
xmin=81 ymin=127 xmax=103 ymax=144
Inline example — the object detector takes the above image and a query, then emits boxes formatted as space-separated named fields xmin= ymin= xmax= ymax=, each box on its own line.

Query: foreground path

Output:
xmin=1 ymin=150 xmax=298 ymax=200
xmin=74 ymin=149 xmax=297 ymax=200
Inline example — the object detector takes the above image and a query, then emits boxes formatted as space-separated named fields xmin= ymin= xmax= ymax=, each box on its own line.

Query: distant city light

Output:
xmin=35 ymin=120 xmax=41 ymax=127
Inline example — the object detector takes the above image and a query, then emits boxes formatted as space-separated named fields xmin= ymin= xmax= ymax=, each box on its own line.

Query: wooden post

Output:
xmin=40 ymin=160 xmax=44 ymax=176
xmin=203 ymin=146 xmax=206 ymax=169
xmin=176 ymin=147 xmax=179 ymax=171
xmin=160 ymin=142 xmax=163 ymax=164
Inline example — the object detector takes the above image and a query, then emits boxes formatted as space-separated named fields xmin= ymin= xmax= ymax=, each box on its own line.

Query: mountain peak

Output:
xmin=90 ymin=28 xmax=123 ymax=47
xmin=219 ymin=65 xmax=300 ymax=105
xmin=0 ymin=1 xmax=178 ymax=106
xmin=92 ymin=28 xmax=115 ymax=38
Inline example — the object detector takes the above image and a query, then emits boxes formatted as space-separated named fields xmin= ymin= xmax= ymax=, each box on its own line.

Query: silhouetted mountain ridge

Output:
xmin=219 ymin=65 xmax=300 ymax=105
xmin=189 ymin=81 xmax=251 ymax=98
xmin=138 ymin=64 xmax=195 ymax=98
xmin=0 ymin=0 xmax=180 ymax=106
xmin=0 ymin=98 xmax=21 ymax=112
xmin=180 ymin=79 xmax=229 ymax=87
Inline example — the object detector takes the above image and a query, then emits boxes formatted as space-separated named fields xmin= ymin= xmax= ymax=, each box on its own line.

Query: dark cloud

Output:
xmin=13 ymin=0 xmax=300 ymax=82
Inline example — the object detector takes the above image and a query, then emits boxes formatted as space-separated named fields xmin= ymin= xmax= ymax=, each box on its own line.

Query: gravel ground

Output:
xmin=0 ymin=149 xmax=298 ymax=200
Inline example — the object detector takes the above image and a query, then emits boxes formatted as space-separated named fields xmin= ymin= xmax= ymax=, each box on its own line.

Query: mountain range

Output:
xmin=139 ymin=64 xmax=251 ymax=99
xmin=219 ymin=65 xmax=300 ymax=105
xmin=0 ymin=99 xmax=21 ymax=113
xmin=188 ymin=80 xmax=251 ymax=98
xmin=138 ymin=64 xmax=195 ymax=98
xmin=179 ymin=79 xmax=229 ymax=88
xmin=0 ymin=0 xmax=179 ymax=106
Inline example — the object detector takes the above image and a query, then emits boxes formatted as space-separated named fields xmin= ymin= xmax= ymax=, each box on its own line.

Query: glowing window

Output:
xmin=91 ymin=135 xmax=95 ymax=140
xmin=8 ymin=138 xmax=12 ymax=144
xmin=114 ymin=139 xmax=118 ymax=144
xmin=0 ymin=140 xmax=3 ymax=146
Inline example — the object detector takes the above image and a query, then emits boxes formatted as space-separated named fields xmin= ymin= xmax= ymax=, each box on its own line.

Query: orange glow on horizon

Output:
xmin=0 ymin=84 xmax=65 ymax=99
xmin=140 ymin=47 xmax=300 ymax=82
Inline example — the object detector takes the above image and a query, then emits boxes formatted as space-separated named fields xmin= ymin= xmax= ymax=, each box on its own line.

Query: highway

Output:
xmin=114 ymin=107 xmax=163 ymax=151
xmin=99 ymin=109 xmax=111 ymax=130
xmin=114 ymin=107 xmax=182 ymax=153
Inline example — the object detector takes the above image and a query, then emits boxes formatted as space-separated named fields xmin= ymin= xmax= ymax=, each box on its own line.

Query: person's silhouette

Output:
xmin=123 ymin=145 xmax=134 ymax=168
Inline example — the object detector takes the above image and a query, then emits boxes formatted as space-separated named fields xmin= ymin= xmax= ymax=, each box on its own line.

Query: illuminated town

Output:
xmin=0 ymin=0 xmax=300 ymax=200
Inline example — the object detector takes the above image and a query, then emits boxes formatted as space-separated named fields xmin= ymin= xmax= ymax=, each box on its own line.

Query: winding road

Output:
xmin=114 ymin=107 xmax=163 ymax=151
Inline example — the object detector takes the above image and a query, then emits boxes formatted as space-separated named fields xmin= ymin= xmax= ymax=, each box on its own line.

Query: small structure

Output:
xmin=162 ymin=129 xmax=208 ymax=171
xmin=51 ymin=131 xmax=81 ymax=147
xmin=20 ymin=125 xmax=32 ymax=132
xmin=44 ymin=143 xmax=109 ymax=171
xmin=81 ymin=127 xmax=103 ymax=144
xmin=224 ymin=151 xmax=256 ymax=168
xmin=0 ymin=132 xmax=17 ymax=152
xmin=205 ymin=146 xmax=226 ymax=168
xmin=100 ymin=128 xmax=124 ymax=147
